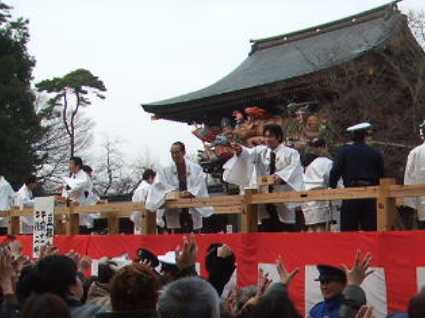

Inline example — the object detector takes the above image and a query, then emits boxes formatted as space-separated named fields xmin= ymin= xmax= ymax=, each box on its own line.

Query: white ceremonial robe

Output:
xmin=16 ymin=184 xmax=34 ymax=233
xmin=0 ymin=176 xmax=15 ymax=227
xmin=302 ymin=157 xmax=334 ymax=226
xmin=223 ymin=143 xmax=304 ymax=224
xmin=79 ymin=177 xmax=101 ymax=229
xmin=404 ymin=142 xmax=425 ymax=221
xmin=62 ymin=170 xmax=91 ymax=204
xmin=131 ymin=180 xmax=158 ymax=232
xmin=145 ymin=159 xmax=214 ymax=230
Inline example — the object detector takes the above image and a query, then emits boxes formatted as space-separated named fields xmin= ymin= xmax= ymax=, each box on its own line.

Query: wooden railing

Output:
xmin=2 ymin=178 xmax=425 ymax=235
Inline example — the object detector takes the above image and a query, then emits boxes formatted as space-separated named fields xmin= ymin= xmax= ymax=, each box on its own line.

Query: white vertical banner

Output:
xmin=33 ymin=196 xmax=55 ymax=257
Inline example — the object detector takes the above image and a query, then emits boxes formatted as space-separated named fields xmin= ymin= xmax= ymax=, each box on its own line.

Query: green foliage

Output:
xmin=36 ymin=69 xmax=106 ymax=157
xmin=36 ymin=68 xmax=106 ymax=102
xmin=0 ymin=1 xmax=44 ymax=188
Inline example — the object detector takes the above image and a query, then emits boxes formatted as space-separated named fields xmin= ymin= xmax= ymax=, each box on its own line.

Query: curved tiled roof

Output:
xmin=142 ymin=1 xmax=404 ymax=120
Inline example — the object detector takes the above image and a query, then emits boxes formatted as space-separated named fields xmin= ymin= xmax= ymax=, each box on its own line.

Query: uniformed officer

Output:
xmin=329 ymin=123 xmax=384 ymax=231
xmin=309 ymin=265 xmax=347 ymax=318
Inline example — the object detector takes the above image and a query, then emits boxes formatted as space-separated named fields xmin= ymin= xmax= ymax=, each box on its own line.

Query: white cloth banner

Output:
xmin=32 ymin=196 xmax=55 ymax=257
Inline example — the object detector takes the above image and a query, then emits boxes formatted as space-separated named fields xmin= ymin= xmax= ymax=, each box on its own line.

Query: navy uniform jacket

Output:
xmin=309 ymin=295 xmax=344 ymax=318
xmin=329 ymin=142 xmax=384 ymax=188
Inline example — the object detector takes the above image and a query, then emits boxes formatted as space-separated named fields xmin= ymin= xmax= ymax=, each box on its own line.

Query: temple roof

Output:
xmin=142 ymin=1 xmax=405 ymax=122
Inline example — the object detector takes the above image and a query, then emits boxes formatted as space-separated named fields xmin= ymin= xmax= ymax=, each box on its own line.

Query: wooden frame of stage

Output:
xmin=2 ymin=178 xmax=425 ymax=235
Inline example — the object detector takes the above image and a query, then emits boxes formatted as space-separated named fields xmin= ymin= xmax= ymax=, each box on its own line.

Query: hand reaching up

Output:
xmin=256 ymin=268 xmax=272 ymax=297
xmin=176 ymin=234 xmax=198 ymax=270
xmin=355 ymin=305 xmax=376 ymax=318
xmin=276 ymin=255 xmax=299 ymax=286
xmin=0 ymin=250 xmax=15 ymax=295
xmin=342 ymin=250 xmax=374 ymax=286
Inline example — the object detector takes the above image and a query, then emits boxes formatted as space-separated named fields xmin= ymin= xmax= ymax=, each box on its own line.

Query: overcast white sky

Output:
xmin=8 ymin=0 xmax=425 ymax=165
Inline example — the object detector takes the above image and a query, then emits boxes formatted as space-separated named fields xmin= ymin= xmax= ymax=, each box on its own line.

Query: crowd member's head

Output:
xmin=33 ymin=255 xmax=83 ymax=301
xmin=142 ymin=169 xmax=156 ymax=185
xmin=309 ymin=137 xmax=327 ymax=152
xmin=241 ymin=287 xmax=302 ymax=318
xmin=16 ymin=265 xmax=36 ymax=305
xmin=82 ymin=165 xmax=93 ymax=177
xmin=24 ymin=176 xmax=38 ymax=191
xmin=97 ymin=260 xmax=118 ymax=285
xmin=170 ymin=142 xmax=186 ymax=164
xmin=408 ymin=287 xmax=425 ymax=318
xmin=263 ymin=124 xmax=284 ymax=150
xmin=110 ymin=263 xmax=159 ymax=312
xmin=69 ymin=156 xmax=83 ymax=174
xmin=157 ymin=277 xmax=220 ymax=318
xmin=22 ymin=293 xmax=70 ymax=318
xmin=316 ymin=264 xmax=347 ymax=300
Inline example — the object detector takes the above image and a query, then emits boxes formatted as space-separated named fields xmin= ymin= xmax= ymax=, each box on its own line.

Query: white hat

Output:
xmin=346 ymin=122 xmax=372 ymax=132
xmin=158 ymin=251 xmax=177 ymax=265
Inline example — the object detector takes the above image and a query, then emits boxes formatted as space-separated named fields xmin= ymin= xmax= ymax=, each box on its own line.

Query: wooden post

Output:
xmin=10 ymin=216 xmax=20 ymax=235
xmin=142 ymin=210 xmax=156 ymax=235
xmin=240 ymin=189 xmax=258 ymax=233
xmin=55 ymin=215 xmax=66 ymax=235
xmin=107 ymin=213 xmax=119 ymax=234
xmin=377 ymin=178 xmax=397 ymax=231
xmin=63 ymin=206 xmax=80 ymax=235
xmin=69 ymin=212 xmax=80 ymax=235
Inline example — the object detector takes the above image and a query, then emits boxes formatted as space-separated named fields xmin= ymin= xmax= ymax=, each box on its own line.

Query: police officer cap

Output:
xmin=315 ymin=264 xmax=347 ymax=283
xmin=346 ymin=122 xmax=372 ymax=132
xmin=137 ymin=248 xmax=159 ymax=268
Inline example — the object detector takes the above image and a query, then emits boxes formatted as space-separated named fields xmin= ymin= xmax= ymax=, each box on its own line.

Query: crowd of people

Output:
xmin=1 ymin=119 xmax=425 ymax=234
xmin=0 ymin=235 xmax=423 ymax=318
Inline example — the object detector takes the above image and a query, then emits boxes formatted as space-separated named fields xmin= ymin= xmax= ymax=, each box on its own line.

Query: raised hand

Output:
xmin=256 ymin=268 xmax=272 ymax=297
xmin=78 ymin=255 xmax=92 ymax=272
xmin=276 ymin=255 xmax=299 ymax=286
xmin=0 ymin=250 xmax=15 ymax=295
xmin=224 ymin=287 xmax=240 ymax=316
xmin=39 ymin=244 xmax=59 ymax=259
xmin=354 ymin=305 xmax=376 ymax=318
xmin=176 ymin=234 xmax=198 ymax=270
xmin=342 ymin=250 xmax=374 ymax=286
xmin=217 ymin=244 xmax=233 ymax=258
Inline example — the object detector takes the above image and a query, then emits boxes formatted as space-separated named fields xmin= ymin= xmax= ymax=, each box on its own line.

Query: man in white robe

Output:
xmin=79 ymin=165 xmax=102 ymax=233
xmin=223 ymin=124 xmax=304 ymax=231
xmin=404 ymin=120 xmax=425 ymax=229
xmin=15 ymin=176 xmax=38 ymax=234
xmin=302 ymin=139 xmax=335 ymax=232
xmin=62 ymin=157 xmax=92 ymax=232
xmin=145 ymin=142 xmax=214 ymax=233
xmin=131 ymin=169 xmax=156 ymax=234
xmin=0 ymin=175 xmax=15 ymax=234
